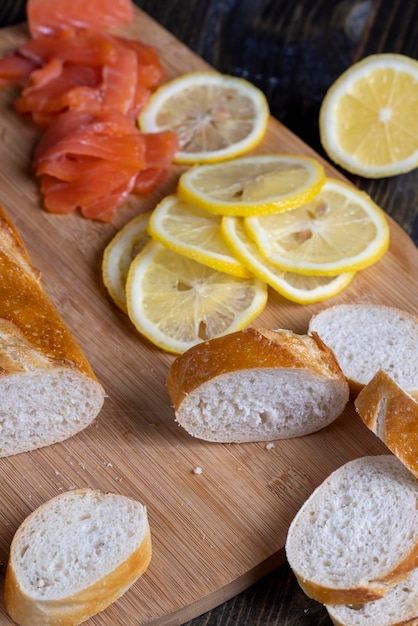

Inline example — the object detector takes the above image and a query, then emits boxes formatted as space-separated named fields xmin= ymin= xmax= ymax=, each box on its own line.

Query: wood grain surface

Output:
xmin=0 ymin=3 xmax=417 ymax=626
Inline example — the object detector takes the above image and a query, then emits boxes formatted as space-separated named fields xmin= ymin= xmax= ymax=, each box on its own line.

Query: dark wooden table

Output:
xmin=1 ymin=1 xmax=417 ymax=624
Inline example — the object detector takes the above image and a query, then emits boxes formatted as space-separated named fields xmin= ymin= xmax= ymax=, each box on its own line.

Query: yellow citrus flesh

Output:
xmin=102 ymin=212 xmax=152 ymax=312
xmin=221 ymin=215 xmax=355 ymax=303
xmin=245 ymin=178 xmax=390 ymax=275
xmin=148 ymin=194 xmax=252 ymax=278
xmin=177 ymin=154 xmax=325 ymax=216
xmin=138 ymin=71 xmax=269 ymax=164
xmin=126 ymin=240 xmax=268 ymax=354
xmin=320 ymin=54 xmax=418 ymax=178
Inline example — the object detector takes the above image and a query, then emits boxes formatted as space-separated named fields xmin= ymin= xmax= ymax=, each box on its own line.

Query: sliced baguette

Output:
xmin=0 ymin=204 xmax=105 ymax=457
xmin=326 ymin=567 xmax=418 ymax=626
xmin=285 ymin=455 xmax=418 ymax=605
xmin=166 ymin=327 xmax=349 ymax=443
xmin=308 ymin=304 xmax=418 ymax=398
xmin=4 ymin=488 xmax=152 ymax=626
xmin=355 ymin=369 xmax=418 ymax=479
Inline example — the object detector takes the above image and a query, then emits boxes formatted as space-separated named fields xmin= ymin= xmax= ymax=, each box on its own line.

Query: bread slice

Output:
xmin=325 ymin=567 xmax=418 ymax=626
xmin=285 ymin=455 xmax=418 ymax=605
xmin=308 ymin=304 xmax=418 ymax=398
xmin=0 ymin=205 xmax=105 ymax=456
xmin=355 ymin=369 xmax=418 ymax=479
xmin=4 ymin=488 xmax=152 ymax=626
xmin=166 ymin=327 xmax=349 ymax=443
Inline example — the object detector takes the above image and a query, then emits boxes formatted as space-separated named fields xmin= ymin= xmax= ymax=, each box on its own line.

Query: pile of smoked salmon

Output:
xmin=0 ymin=0 xmax=178 ymax=221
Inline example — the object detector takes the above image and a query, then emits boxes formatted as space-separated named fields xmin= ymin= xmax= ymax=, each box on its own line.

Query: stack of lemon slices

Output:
xmin=102 ymin=71 xmax=390 ymax=354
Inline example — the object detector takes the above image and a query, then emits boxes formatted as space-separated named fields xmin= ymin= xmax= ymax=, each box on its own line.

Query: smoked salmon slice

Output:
xmin=15 ymin=63 xmax=103 ymax=125
xmin=20 ymin=29 xmax=118 ymax=66
xmin=11 ymin=31 xmax=165 ymax=125
xmin=132 ymin=131 xmax=179 ymax=194
xmin=0 ymin=53 xmax=40 ymax=87
xmin=27 ymin=0 xmax=134 ymax=38
xmin=112 ymin=36 xmax=166 ymax=89
xmin=0 ymin=0 xmax=179 ymax=221
xmin=34 ymin=110 xmax=178 ymax=221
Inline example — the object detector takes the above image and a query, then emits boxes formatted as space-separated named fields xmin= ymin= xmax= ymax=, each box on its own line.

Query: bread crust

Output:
xmin=4 ymin=489 xmax=152 ymax=626
xmin=167 ymin=327 xmax=347 ymax=411
xmin=355 ymin=369 xmax=418 ymax=479
xmin=297 ymin=551 xmax=418 ymax=604
xmin=295 ymin=577 xmax=389 ymax=605
xmin=0 ymin=206 xmax=41 ymax=281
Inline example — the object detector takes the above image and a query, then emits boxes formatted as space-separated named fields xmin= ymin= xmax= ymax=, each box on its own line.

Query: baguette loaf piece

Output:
xmin=285 ymin=455 xmax=418 ymax=605
xmin=325 ymin=567 xmax=418 ymax=626
xmin=166 ymin=327 xmax=349 ymax=443
xmin=355 ymin=369 xmax=418 ymax=479
xmin=4 ymin=488 xmax=152 ymax=626
xmin=0 ymin=204 xmax=105 ymax=456
xmin=308 ymin=304 xmax=418 ymax=398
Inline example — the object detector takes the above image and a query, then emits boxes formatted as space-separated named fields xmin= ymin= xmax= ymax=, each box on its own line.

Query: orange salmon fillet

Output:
xmin=27 ymin=0 xmax=134 ymax=37
xmin=34 ymin=110 xmax=177 ymax=221
xmin=0 ymin=0 xmax=178 ymax=221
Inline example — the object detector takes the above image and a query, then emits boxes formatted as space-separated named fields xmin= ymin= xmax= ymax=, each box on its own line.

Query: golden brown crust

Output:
xmin=355 ymin=370 xmax=418 ymax=479
xmin=0 ymin=206 xmax=41 ymax=281
xmin=167 ymin=327 xmax=347 ymax=411
xmin=0 ymin=205 xmax=100 ymax=382
xmin=296 ymin=575 xmax=389 ymax=605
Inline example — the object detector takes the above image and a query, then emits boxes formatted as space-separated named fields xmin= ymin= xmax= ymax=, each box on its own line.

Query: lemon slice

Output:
xmin=148 ymin=194 xmax=252 ymax=278
xmin=126 ymin=240 xmax=267 ymax=354
xmin=320 ymin=53 xmax=418 ymax=178
xmin=245 ymin=178 xmax=390 ymax=276
xmin=178 ymin=154 xmax=325 ymax=216
xmin=221 ymin=216 xmax=355 ymax=303
xmin=138 ymin=71 xmax=269 ymax=164
xmin=102 ymin=212 xmax=152 ymax=312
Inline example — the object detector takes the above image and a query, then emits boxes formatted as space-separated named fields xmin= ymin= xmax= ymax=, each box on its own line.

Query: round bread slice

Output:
xmin=325 ymin=569 xmax=418 ymax=626
xmin=285 ymin=455 xmax=418 ymax=605
xmin=4 ymin=489 xmax=152 ymax=626
xmin=326 ymin=567 xmax=418 ymax=626
xmin=308 ymin=304 xmax=418 ymax=398
xmin=166 ymin=327 xmax=349 ymax=443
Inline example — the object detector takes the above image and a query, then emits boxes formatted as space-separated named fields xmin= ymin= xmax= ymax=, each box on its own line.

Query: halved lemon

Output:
xmin=126 ymin=240 xmax=267 ymax=354
xmin=320 ymin=53 xmax=418 ymax=178
xmin=178 ymin=154 xmax=325 ymax=216
xmin=148 ymin=194 xmax=252 ymax=278
xmin=245 ymin=178 xmax=390 ymax=275
xmin=138 ymin=71 xmax=269 ymax=164
xmin=102 ymin=212 xmax=151 ymax=312
xmin=221 ymin=215 xmax=355 ymax=303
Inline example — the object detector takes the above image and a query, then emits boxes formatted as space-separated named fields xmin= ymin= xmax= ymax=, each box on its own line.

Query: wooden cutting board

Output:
xmin=0 ymin=8 xmax=417 ymax=626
